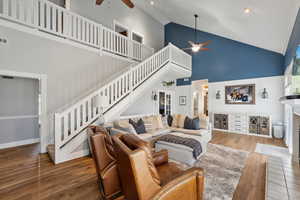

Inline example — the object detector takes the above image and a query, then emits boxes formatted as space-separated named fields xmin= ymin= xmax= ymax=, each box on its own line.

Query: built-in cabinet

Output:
xmin=213 ymin=112 xmax=271 ymax=137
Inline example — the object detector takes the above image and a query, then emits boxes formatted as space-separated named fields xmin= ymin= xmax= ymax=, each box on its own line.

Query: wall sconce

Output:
xmin=261 ymin=88 xmax=269 ymax=99
xmin=152 ymin=91 xmax=158 ymax=101
xmin=216 ymin=90 xmax=221 ymax=100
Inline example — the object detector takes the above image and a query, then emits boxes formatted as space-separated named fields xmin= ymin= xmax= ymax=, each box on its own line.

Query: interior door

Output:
xmin=158 ymin=91 xmax=173 ymax=116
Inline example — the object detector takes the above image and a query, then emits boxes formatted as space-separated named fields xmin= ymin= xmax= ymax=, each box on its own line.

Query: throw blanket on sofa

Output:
xmin=156 ymin=134 xmax=202 ymax=159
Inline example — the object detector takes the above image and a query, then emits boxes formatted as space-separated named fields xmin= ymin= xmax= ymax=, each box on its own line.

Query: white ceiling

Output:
xmin=133 ymin=0 xmax=300 ymax=54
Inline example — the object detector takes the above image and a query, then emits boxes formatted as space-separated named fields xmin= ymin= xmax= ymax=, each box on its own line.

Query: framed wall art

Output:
xmin=225 ymin=84 xmax=255 ymax=104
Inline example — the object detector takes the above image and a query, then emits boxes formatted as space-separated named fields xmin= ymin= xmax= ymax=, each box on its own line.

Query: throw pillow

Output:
xmin=177 ymin=114 xmax=186 ymax=128
xmin=161 ymin=115 xmax=169 ymax=128
xmin=199 ymin=118 xmax=208 ymax=129
xmin=184 ymin=117 xmax=194 ymax=130
xmin=171 ymin=114 xmax=179 ymax=127
xmin=192 ymin=117 xmax=200 ymax=130
xmin=113 ymin=120 xmax=137 ymax=135
xmin=143 ymin=116 xmax=155 ymax=132
xmin=129 ymin=118 xmax=146 ymax=134
xmin=167 ymin=115 xmax=173 ymax=126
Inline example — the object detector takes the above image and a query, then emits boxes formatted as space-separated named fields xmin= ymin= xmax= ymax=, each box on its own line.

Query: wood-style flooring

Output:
xmin=0 ymin=131 xmax=287 ymax=200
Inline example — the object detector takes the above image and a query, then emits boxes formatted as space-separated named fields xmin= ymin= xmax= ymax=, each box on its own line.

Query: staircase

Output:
xmin=0 ymin=0 xmax=192 ymax=164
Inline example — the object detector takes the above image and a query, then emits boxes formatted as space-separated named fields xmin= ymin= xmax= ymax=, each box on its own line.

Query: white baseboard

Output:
xmin=55 ymin=149 xmax=90 ymax=164
xmin=0 ymin=138 xmax=40 ymax=150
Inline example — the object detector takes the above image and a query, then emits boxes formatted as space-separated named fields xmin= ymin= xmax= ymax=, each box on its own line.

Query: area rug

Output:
xmin=255 ymin=143 xmax=291 ymax=160
xmin=175 ymin=144 xmax=249 ymax=200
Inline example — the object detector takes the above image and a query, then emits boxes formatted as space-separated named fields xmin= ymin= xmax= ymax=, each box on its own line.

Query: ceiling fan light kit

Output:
xmin=183 ymin=14 xmax=211 ymax=53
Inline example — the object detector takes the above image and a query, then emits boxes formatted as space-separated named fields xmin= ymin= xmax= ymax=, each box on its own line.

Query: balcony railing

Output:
xmin=0 ymin=0 xmax=154 ymax=61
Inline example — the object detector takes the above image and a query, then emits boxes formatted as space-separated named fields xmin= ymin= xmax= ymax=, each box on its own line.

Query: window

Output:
xmin=132 ymin=32 xmax=144 ymax=44
xmin=114 ymin=21 xmax=129 ymax=37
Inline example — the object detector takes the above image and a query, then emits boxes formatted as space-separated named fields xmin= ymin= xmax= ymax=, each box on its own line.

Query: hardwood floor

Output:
xmin=211 ymin=131 xmax=286 ymax=200
xmin=0 ymin=132 xmax=286 ymax=200
xmin=0 ymin=144 xmax=101 ymax=200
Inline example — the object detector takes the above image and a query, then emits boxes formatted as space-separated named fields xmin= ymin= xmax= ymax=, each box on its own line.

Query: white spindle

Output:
xmin=2 ymin=0 xmax=9 ymax=17
xmin=11 ymin=0 xmax=17 ymax=19
xmin=18 ymin=0 xmax=25 ymax=21
xmin=46 ymin=3 xmax=51 ymax=29
xmin=52 ymin=6 xmax=56 ymax=32
xmin=76 ymin=107 xmax=80 ymax=131
xmin=57 ymin=9 xmax=62 ymax=34
xmin=63 ymin=115 xmax=68 ymax=140
xmin=70 ymin=110 xmax=75 ymax=133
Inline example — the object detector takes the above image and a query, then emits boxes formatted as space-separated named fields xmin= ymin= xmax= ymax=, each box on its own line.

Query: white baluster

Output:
xmin=11 ymin=0 xmax=17 ymax=19
xmin=40 ymin=1 xmax=45 ymax=28
xmin=52 ymin=7 xmax=57 ymax=32
xmin=70 ymin=110 xmax=75 ymax=133
xmin=46 ymin=3 xmax=51 ymax=30
xmin=57 ymin=9 xmax=62 ymax=34
xmin=2 ymin=0 xmax=9 ymax=17
xmin=63 ymin=114 xmax=68 ymax=141
xmin=18 ymin=0 xmax=25 ymax=21
xmin=76 ymin=106 xmax=80 ymax=131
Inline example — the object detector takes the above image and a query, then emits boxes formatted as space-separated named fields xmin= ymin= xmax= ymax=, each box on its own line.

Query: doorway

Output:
xmin=192 ymin=80 xmax=208 ymax=117
xmin=0 ymin=70 xmax=47 ymax=153
xmin=0 ymin=76 xmax=39 ymax=149
xmin=158 ymin=90 xmax=173 ymax=116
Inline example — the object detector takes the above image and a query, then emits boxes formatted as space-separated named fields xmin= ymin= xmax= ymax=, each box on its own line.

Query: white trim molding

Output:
xmin=0 ymin=138 xmax=40 ymax=150
xmin=0 ymin=115 xmax=38 ymax=120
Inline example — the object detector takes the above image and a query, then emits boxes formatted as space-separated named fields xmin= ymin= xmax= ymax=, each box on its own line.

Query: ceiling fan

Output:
xmin=183 ymin=14 xmax=211 ymax=53
xmin=96 ymin=0 xmax=134 ymax=8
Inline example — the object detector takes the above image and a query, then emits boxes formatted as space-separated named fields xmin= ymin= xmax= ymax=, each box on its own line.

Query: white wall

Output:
xmin=0 ymin=26 xmax=131 ymax=148
xmin=175 ymin=85 xmax=193 ymax=116
xmin=208 ymin=76 xmax=285 ymax=123
xmin=121 ymin=81 xmax=176 ymax=116
xmin=122 ymin=84 xmax=193 ymax=117
xmin=70 ymin=0 xmax=164 ymax=51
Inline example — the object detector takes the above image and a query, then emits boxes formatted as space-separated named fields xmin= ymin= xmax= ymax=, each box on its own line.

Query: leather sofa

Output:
xmin=112 ymin=133 xmax=205 ymax=200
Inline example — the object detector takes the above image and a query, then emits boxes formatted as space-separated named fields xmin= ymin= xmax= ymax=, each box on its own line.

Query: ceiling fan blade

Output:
xmin=200 ymin=40 xmax=212 ymax=47
xmin=96 ymin=0 xmax=104 ymax=5
xmin=188 ymin=41 xmax=195 ymax=46
xmin=200 ymin=48 xmax=209 ymax=51
xmin=182 ymin=47 xmax=192 ymax=50
xmin=121 ymin=0 xmax=134 ymax=8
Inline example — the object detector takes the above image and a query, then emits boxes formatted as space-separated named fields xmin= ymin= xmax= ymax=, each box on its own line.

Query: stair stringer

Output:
xmin=54 ymin=62 xmax=191 ymax=164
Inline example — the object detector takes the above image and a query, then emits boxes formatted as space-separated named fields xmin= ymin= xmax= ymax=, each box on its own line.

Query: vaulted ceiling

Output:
xmin=133 ymin=0 xmax=300 ymax=54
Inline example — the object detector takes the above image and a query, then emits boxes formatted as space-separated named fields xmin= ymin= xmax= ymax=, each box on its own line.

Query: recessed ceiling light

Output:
xmin=244 ymin=8 xmax=251 ymax=14
xmin=150 ymin=1 xmax=154 ymax=5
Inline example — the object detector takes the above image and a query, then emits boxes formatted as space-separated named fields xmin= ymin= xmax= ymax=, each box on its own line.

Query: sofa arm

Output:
xmin=153 ymin=149 xmax=169 ymax=166
xmin=150 ymin=167 xmax=205 ymax=200
xmin=110 ymin=128 xmax=130 ymax=136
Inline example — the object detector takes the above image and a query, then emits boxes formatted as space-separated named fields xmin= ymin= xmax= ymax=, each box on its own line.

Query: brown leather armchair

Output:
xmin=112 ymin=134 xmax=205 ymax=200
xmin=88 ymin=126 xmax=123 ymax=200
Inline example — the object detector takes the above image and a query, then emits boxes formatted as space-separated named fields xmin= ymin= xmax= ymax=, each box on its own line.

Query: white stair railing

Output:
xmin=54 ymin=43 xmax=191 ymax=150
xmin=0 ymin=0 xmax=154 ymax=61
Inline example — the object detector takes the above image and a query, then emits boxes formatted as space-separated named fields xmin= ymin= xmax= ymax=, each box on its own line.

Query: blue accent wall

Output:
xmin=284 ymin=9 xmax=300 ymax=71
xmin=165 ymin=23 xmax=285 ymax=85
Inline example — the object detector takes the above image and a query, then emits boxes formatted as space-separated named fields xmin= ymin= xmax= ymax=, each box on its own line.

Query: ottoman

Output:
xmin=155 ymin=132 xmax=209 ymax=166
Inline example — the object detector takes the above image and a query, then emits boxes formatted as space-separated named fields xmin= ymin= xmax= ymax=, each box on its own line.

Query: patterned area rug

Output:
xmin=175 ymin=144 xmax=249 ymax=200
